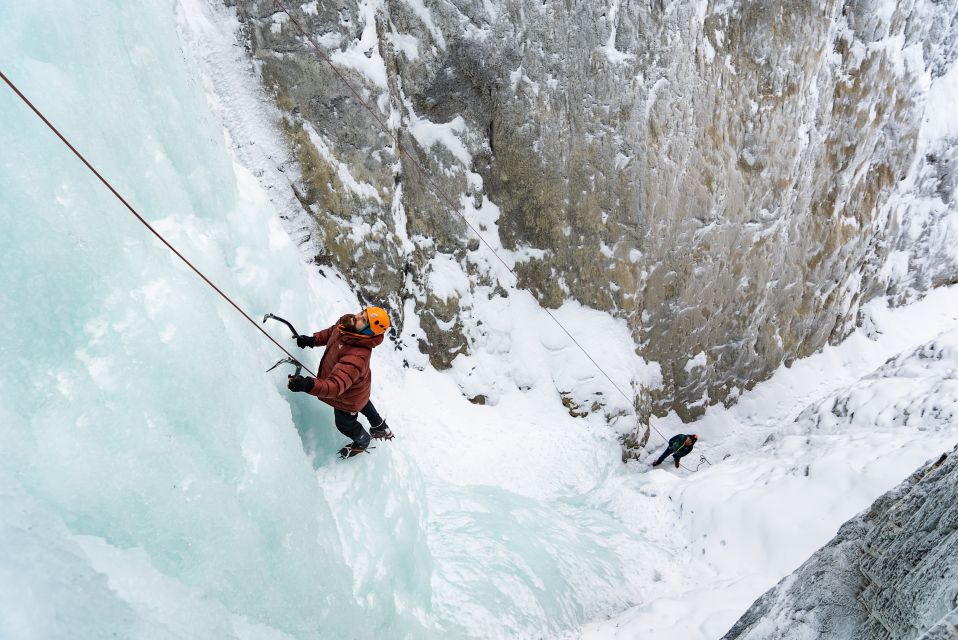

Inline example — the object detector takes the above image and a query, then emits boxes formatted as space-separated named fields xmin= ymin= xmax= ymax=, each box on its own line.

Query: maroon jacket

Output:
xmin=307 ymin=315 xmax=384 ymax=412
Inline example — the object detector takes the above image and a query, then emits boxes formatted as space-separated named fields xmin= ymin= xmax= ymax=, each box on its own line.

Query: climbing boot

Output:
xmin=370 ymin=421 xmax=394 ymax=441
xmin=338 ymin=442 xmax=369 ymax=459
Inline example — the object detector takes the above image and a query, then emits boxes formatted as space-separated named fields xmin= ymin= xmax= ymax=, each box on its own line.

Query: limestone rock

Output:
xmin=230 ymin=0 xmax=958 ymax=423
xmin=722 ymin=448 xmax=958 ymax=640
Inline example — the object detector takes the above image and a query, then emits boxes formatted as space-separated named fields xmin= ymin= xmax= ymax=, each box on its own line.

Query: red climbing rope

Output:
xmin=0 ymin=68 xmax=316 ymax=378
xmin=272 ymin=1 xmax=695 ymax=469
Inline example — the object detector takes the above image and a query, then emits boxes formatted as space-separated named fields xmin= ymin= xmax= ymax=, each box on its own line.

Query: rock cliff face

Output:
xmin=918 ymin=609 xmax=958 ymax=640
xmin=228 ymin=0 xmax=958 ymax=421
xmin=721 ymin=327 xmax=958 ymax=640
xmin=722 ymin=446 xmax=958 ymax=640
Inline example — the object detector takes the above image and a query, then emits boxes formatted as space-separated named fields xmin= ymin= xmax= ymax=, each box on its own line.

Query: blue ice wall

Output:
xmin=0 ymin=1 xmax=376 ymax=637
xmin=0 ymin=2 xmax=660 ymax=638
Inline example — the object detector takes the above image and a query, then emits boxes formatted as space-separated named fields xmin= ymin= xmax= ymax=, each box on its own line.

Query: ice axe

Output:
xmin=263 ymin=314 xmax=312 ymax=379
xmin=262 ymin=312 xmax=303 ymax=339
xmin=266 ymin=356 xmax=304 ymax=377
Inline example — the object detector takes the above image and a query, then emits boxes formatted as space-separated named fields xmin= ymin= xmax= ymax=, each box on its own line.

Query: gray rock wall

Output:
xmin=228 ymin=0 xmax=958 ymax=422
xmin=722 ymin=447 xmax=958 ymax=640
xmin=917 ymin=608 xmax=958 ymax=640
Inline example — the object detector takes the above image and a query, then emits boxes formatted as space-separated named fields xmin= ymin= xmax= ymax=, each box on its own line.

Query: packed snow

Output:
xmin=1 ymin=1 xmax=956 ymax=639
xmin=581 ymin=288 xmax=958 ymax=639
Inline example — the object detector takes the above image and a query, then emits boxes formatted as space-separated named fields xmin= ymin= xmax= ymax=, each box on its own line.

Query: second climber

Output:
xmin=651 ymin=434 xmax=698 ymax=469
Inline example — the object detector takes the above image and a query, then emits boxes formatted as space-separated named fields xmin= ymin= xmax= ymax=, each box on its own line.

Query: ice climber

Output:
xmin=651 ymin=434 xmax=698 ymax=468
xmin=286 ymin=307 xmax=394 ymax=459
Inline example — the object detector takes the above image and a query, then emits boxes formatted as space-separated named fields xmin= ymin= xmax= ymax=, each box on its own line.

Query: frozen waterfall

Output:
xmin=2 ymin=1 xmax=957 ymax=639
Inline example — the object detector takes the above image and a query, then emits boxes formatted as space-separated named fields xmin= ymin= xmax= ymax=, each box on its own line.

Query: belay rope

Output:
xmin=0 ymin=69 xmax=316 ymax=379
xmin=1 ymin=24 xmax=704 ymax=470
xmin=272 ymin=0 xmax=702 ymax=470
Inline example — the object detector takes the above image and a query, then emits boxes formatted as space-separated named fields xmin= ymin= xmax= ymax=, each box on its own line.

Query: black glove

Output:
xmin=287 ymin=375 xmax=315 ymax=393
xmin=296 ymin=334 xmax=315 ymax=348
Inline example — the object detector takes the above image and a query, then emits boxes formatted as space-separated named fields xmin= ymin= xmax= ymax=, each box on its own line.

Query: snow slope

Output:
xmin=580 ymin=287 xmax=958 ymax=639
xmin=1 ymin=1 xmax=957 ymax=639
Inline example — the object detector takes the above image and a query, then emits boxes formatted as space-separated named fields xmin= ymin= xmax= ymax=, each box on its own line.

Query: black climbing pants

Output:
xmin=654 ymin=443 xmax=691 ymax=466
xmin=333 ymin=400 xmax=384 ymax=446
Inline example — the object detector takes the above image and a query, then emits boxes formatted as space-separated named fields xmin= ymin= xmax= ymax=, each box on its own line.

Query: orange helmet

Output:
xmin=366 ymin=306 xmax=391 ymax=335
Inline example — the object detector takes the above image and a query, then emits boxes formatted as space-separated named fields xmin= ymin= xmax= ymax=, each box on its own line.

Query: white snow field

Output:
xmin=1 ymin=1 xmax=956 ymax=639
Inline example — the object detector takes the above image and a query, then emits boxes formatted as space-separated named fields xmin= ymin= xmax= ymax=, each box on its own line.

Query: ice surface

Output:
xmin=2 ymin=1 xmax=958 ymax=639
xmin=0 ymin=1 xmax=358 ymax=637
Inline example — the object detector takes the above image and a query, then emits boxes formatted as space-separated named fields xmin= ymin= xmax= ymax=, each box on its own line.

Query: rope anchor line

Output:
xmin=2 ymin=21 xmax=699 ymax=469
xmin=0 ymin=68 xmax=317 ymax=379
xmin=273 ymin=0 xmax=698 ymax=470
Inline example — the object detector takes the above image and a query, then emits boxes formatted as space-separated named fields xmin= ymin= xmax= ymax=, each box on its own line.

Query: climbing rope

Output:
xmin=274 ymin=0 xmax=698 ymax=469
xmin=0 ymin=68 xmax=317 ymax=378
xmin=3 ymin=20 xmax=705 ymax=470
